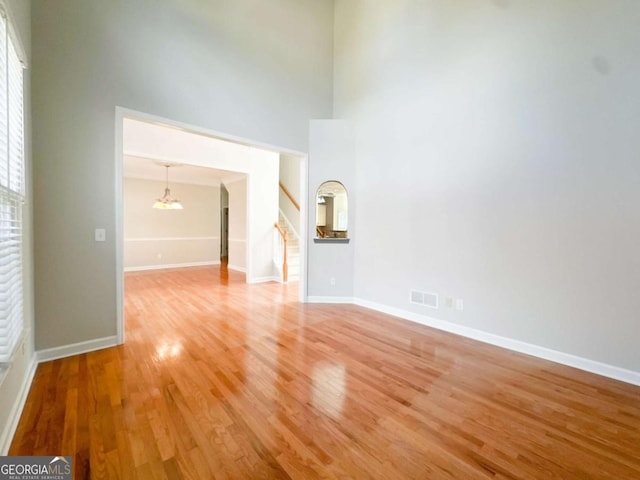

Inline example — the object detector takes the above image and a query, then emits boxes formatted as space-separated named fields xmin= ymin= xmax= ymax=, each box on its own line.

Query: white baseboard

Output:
xmin=4 ymin=297 xmax=637 ymax=457
xmin=307 ymin=296 xmax=355 ymax=304
xmin=273 ymin=276 xmax=300 ymax=285
xmin=124 ymin=260 xmax=220 ymax=272
xmin=2 ymin=336 xmax=119 ymax=453
xmin=36 ymin=336 xmax=119 ymax=363
xmin=227 ymin=264 xmax=246 ymax=273
xmin=353 ymin=298 xmax=640 ymax=387
xmin=247 ymin=275 xmax=279 ymax=284
xmin=0 ymin=355 xmax=37 ymax=455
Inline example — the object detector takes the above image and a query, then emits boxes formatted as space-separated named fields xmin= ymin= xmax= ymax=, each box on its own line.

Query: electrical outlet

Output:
xmin=330 ymin=277 xmax=336 ymax=286
xmin=456 ymin=299 xmax=464 ymax=311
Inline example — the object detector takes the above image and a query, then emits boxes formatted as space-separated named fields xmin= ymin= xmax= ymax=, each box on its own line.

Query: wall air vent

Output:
xmin=410 ymin=289 xmax=438 ymax=309
xmin=410 ymin=290 xmax=424 ymax=305
xmin=423 ymin=292 xmax=438 ymax=308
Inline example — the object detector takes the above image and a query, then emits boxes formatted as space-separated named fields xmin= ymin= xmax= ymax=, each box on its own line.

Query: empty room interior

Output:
xmin=1 ymin=0 xmax=639 ymax=478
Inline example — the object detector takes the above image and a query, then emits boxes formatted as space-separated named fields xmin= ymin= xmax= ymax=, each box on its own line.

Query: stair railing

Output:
xmin=279 ymin=181 xmax=300 ymax=211
xmin=274 ymin=222 xmax=288 ymax=283
xmin=279 ymin=208 xmax=300 ymax=242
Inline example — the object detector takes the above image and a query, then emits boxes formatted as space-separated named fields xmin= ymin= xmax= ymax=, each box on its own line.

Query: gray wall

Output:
xmin=334 ymin=0 xmax=640 ymax=371
xmin=31 ymin=0 xmax=334 ymax=350
xmin=26 ymin=0 xmax=640 ymax=381
xmin=307 ymin=120 xmax=355 ymax=299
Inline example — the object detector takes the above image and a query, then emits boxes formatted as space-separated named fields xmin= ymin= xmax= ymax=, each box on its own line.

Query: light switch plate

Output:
xmin=95 ymin=228 xmax=106 ymax=242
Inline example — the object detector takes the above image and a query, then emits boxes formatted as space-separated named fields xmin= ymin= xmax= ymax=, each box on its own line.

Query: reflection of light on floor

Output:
xmin=246 ymin=353 xmax=276 ymax=399
xmin=156 ymin=342 xmax=182 ymax=360
xmin=312 ymin=362 xmax=346 ymax=420
xmin=245 ymin=330 xmax=277 ymax=400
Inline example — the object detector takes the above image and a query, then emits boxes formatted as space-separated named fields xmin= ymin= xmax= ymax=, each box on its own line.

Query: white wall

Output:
xmin=123 ymin=178 xmax=220 ymax=270
xmin=334 ymin=0 xmax=640 ymax=373
xmin=279 ymin=154 xmax=301 ymax=235
xmin=248 ymin=148 xmax=280 ymax=282
xmin=226 ymin=178 xmax=247 ymax=272
xmin=31 ymin=0 xmax=333 ymax=351
xmin=0 ymin=0 xmax=33 ymax=455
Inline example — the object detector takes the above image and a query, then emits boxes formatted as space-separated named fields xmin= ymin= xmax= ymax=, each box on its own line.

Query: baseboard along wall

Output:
xmin=308 ymin=296 xmax=640 ymax=386
xmin=4 ymin=294 xmax=638 ymax=455
xmin=0 ymin=357 xmax=37 ymax=455
xmin=124 ymin=260 xmax=220 ymax=272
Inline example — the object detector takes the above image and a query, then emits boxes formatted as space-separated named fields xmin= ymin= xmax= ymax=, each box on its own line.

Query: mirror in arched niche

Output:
xmin=315 ymin=181 xmax=348 ymax=239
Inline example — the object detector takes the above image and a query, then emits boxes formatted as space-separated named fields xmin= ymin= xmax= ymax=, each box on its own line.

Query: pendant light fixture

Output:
xmin=153 ymin=164 xmax=183 ymax=210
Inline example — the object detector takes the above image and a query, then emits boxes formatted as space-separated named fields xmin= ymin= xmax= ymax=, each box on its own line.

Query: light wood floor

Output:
xmin=10 ymin=266 xmax=640 ymax=479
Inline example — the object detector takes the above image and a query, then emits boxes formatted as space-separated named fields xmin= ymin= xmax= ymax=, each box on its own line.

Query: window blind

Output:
xmin=0 ymin=9 xmax=24 ymax=364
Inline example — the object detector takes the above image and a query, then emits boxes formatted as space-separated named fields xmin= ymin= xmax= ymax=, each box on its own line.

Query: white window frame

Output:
xmin=0 ymin=4 xmax=25 ymax=366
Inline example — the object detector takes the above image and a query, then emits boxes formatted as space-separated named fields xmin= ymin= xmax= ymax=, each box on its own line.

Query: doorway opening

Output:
xmin=115 ymin=108 xmax=308 ymax=344
xmin=220 ymin=185 xmax=229 ymax=263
